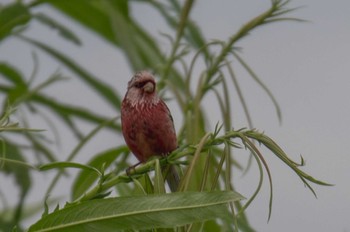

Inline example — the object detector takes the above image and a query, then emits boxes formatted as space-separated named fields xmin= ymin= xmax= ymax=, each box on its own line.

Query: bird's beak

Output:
xmin=143 ymin=82 xmax=155 ymax=93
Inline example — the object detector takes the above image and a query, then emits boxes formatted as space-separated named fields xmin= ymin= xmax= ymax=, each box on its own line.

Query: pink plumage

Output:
xmin=121 ymin=71 xmax=177 ymax=163
xmin=121 ymin=71 xmax=179 ymax=191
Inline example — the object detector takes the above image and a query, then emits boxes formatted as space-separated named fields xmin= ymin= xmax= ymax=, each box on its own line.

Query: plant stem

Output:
xmin=163 ymin=0 xmax=195 ymax=79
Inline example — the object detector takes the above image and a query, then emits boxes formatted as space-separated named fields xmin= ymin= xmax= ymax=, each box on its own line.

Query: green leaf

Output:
xmin=150 ymin=1 xmax=210 ymax=59
xmin=18 ymin=36 xmax=121 ymax=110
xmin=44 ymin=117 xmax=119 ymax=197
xmin=44 ymin=0 xmax=186 ymax=88
xmin=28 ymin=191 xmax=244 ymax=232
xmin=0 ymin=85 xmax=120 ymax=132
xmin=41 ymin=0 xmax=126 ymax=46
xmin=33 ymin=13 xmax=81 ymax=45
xmin=154 ymin=159 xmax=166 ymax=194
xmin=12 ymin=71 xmax=66 ymax=107
xmin=0 ymin=142 xmax=31 ymax=192
xmin=31 ymin=92 xmax=120 ymax=131
xmin=136 ymin=173 xmax=154 ymax=195
xmin=0 ymin=141 xmax=32 ymax=223
xmin=232 ymin=52 xmax=282 ymax=123
xmin=23 ymin=129 xmax=57 ymax=162
xmin=39 ymin=161 xmax=102 ymax=177
xmin=0 ymin=157 xmax=36 ymax=170
xmin=0 ymin=2 xmax=31 ymax=41
xmin=0 ymin=62 xmax=26 ymax=85
xmin=0 ymin=62 xmax=28 ymax=106
xmin=72 ymin=147 xmax=128 ymax=200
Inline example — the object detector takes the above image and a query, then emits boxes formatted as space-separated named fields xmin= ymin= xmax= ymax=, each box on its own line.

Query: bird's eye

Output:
xmin=133 ymin=82 xmax=144 ymax=88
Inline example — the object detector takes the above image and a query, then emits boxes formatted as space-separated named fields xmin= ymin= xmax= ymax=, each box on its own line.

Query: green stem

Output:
xmin=76 ymin=128 xmax=331 ymax=203
xmin=207 ymin=2 xmax=278 ymax=80
xmin=163 ymin=0 xmax=195 ymax=79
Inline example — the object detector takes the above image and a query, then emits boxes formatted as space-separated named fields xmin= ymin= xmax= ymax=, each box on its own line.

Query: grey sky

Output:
xmin=0 ymin=0 xmax=349 ymax=231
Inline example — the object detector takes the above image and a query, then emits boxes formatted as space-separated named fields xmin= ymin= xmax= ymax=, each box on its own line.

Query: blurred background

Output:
xmin=0 ymin=0 xmax=349 ymax=231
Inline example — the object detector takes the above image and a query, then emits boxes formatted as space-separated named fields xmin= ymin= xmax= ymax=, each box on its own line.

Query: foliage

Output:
xmin=0 ymin=0 xmax=330 ymax=231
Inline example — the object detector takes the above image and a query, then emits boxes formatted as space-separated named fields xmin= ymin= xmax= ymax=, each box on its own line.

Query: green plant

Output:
xmin=0 ymin=0 xmax=330 ymax=231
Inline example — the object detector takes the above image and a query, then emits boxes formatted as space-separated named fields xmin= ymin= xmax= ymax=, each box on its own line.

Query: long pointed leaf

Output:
xmin=33 ymin=13 xmax=81 ymax=45
xmin=39 ymin=161 xmax=102 ymax=176
xmin=28 ymin=191 xmax=244 ymax=232
xmin=0 ymin=62 xmax=26 ymax=85
xmin=18 ymin=36 xmax=121 ymax=110
xmin=0 ymin=84 xmax=120 ymax=131
xmin=43 ymin=0 xmax=186 ymax=89
xmin=0 ymin=2 xmax=31 ymax=41
xmin=72 ymin=147 xmax=128 ymax=200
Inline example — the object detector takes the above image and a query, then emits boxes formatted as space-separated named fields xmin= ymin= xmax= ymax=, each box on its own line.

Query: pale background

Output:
xmin=0 ymin=0 xmax=349 ymax=231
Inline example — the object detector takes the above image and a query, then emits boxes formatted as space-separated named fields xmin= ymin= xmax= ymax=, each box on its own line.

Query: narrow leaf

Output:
xmin=0 ymin=2 xmax=31 ymax=41
xmin=39 ymin=161 xmax=102 ymax=176
xmin=33 ymin=13 xmax=81 ymax=45
xmin=233 ymin=52 xmax=282 ymax=123
xmin=44 ymin=117 xmax=118 ymax=197
xmin=154 ymin=159 xmax=166 ymax=194
xmin=18 ymin=36 xmax=121 ymax=110
xmin=0 ymin=62 xmax=26 ymax=85
xmin=0 ymin=84 xmax=120 ymax=131
xmin=72 ymin=147 xmax=128 ymax=200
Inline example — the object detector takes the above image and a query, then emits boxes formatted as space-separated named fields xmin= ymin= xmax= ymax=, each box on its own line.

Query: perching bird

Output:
xmin=121 ymin=71 xmax=179 ymax=191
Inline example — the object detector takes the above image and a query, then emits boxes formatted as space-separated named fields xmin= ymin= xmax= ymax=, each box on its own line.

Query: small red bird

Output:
xmin=121 ymin=71 xmax=179 ymax=191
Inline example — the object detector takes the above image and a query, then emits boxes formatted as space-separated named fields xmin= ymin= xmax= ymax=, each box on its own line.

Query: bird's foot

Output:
xmin=126 ymin=161 xmax=141 ymax=176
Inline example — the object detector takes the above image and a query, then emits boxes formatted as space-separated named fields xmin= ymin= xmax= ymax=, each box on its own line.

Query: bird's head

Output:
xmin=125 ymin=71 xmax=159 ymax=106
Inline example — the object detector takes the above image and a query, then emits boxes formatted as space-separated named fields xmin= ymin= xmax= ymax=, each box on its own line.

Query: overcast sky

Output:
xmin=1 ymin=0 xmax=349 ymax=231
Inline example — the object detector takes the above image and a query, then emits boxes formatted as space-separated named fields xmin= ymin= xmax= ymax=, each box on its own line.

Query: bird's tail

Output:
xmin=164 ymin=164 xmax=180 ymax=192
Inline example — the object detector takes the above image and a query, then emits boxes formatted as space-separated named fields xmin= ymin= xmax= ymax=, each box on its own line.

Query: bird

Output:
xmin=121 ymin=71 xmax=179 ymax=191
